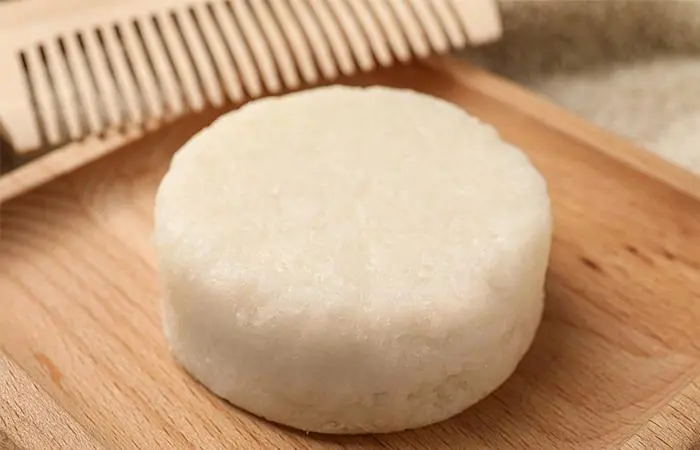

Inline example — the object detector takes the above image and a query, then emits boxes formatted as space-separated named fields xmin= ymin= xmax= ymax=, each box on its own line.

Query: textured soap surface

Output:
xmin=153 ymin=86 xmax=552 ymax=434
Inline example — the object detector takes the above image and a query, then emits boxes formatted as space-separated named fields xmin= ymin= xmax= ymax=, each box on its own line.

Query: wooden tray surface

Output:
xmin=1 ymin=58 xmax=700 ymax=449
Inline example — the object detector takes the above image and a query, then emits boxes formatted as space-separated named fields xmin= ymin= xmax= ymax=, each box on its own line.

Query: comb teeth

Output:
xmin=0 ymin=0 xmax=502 ymax=152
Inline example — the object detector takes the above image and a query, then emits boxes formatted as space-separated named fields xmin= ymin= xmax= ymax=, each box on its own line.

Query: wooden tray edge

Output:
xmin=621 ymin=373 xmax=700 ymax=449
xmin=426 ymin=57 xmax=700 ymax=204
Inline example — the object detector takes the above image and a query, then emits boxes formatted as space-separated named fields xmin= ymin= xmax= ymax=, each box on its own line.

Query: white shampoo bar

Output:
xmin=153 ymin=86 xmax=552 ymax=434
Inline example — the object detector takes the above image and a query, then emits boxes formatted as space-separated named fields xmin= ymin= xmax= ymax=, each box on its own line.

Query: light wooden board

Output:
xmin=1 ymin=59 xmax=700 ymax=449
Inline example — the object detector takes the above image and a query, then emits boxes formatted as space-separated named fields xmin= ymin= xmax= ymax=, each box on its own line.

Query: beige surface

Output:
xmin=2 ymin=58 xmax=700 ymax=449
xmin=466 ymin=0 xmax=700 ymax=175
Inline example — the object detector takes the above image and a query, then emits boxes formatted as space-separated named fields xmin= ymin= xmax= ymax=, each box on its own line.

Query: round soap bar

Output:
xmin=154 ymin=86 xmax=552 ymax=434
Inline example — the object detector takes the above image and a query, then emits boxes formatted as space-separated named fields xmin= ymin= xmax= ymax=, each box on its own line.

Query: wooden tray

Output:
xmin=2 ymin=58 xmax=700 ymax=449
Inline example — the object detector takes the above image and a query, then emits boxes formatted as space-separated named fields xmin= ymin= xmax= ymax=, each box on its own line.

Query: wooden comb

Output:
xmin=0 ymin=0 xmax=502 ymax=154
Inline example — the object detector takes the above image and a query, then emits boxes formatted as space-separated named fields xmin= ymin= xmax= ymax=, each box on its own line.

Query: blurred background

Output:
xmin=467 ymin=0 xmax=700 ymax=175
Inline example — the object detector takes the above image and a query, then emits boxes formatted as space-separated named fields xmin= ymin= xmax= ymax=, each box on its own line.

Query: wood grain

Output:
xmin=622 ymin=375 xmax=700 ymax=449
xmin=1 ymin=58 xmax=700 ymax=449
xmin=0 ymin=352 xmax=101 ymax=450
